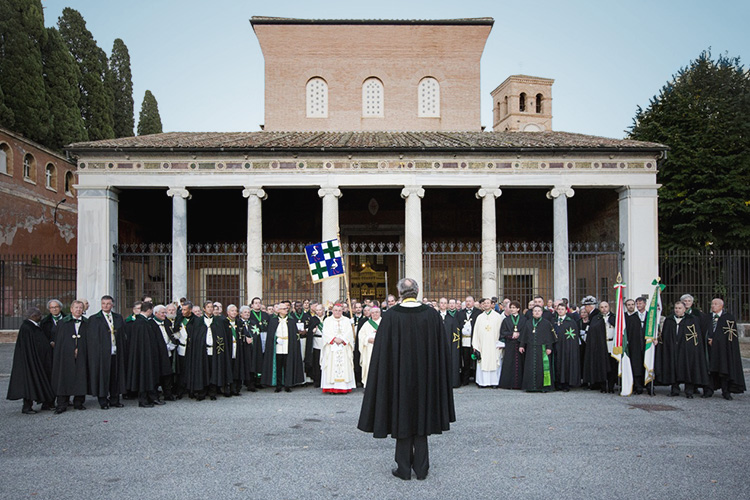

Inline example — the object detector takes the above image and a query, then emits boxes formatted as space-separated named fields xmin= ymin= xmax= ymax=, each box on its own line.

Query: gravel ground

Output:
xmin=1 ymin=343 xmax=748 ymax=500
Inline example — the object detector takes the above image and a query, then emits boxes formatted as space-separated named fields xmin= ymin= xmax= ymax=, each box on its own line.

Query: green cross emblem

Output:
xmin=251 ymin=325 xmax=260 ymax=335
xmin=564 ymin=328 xmax=576 ymax=340
xmin=311 ymin=261 xmax=327 ymax=280
xmin=322 ymin=240 xmax=340 ymax=260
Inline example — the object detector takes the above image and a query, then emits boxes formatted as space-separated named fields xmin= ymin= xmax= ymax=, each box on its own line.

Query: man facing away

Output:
xmin=358 ymin=278 xmax=455 ymax=481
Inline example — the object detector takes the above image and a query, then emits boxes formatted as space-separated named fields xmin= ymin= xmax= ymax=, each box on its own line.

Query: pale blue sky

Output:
xmin=42 ymin=0 xmax=749 ymax=139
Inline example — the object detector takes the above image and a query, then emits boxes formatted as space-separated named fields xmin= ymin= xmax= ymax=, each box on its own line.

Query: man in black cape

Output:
xmin=655 ymin=301 xmax=709 ymax=398
xmin=126 ymin=302 xmax=164 ymax=407
xmin=185 ymin=301 xmax=233 ymax=399
xmin=40 ymin=299 xmax=64 ymax=342
xmin=499 ymin=300 xmax=526 ymax=390
xmin=519 ymin=305 xmax=557 ymax=392
xmin=150 ymin=304 xmax=177 ymax=400
xmin=7 ymin=307 xmax=55 ymax=414
xmin=705 ymin=298 xmax=745 ymax=400
xmin=581 ymin=296 xmax=615 ymax=392
xmin=238 ymin=305 xmax=259 ymax=392
xmin=247 ymin=297 xmax=270 ymax=387
xmin=524 ymin=295 xmax=555 ymax=322
xmin=553 ymin=302 xmax=581 ymax=391
xmin=358 ymin=278 xmax=455 ymax=481
xmin=624 ymin=298 xmax=647 ymax=394
xmin=87 ymin=295 xmax=127 ymax=409
xmin=290 ymin=300 xmax=313 ymax=385
xmin=261 ymin=302 xmax=305 ymax=392
xmin=51 ymin=300 xmax=89 ymax=413
xmin=305 ymin=303 xmax=326 ymax=388
xmin=455 ymin=296 xmax=481 ymax=386
xmin=172 ymin=301 xmax=194 ymax=398
xmin=438 ymin=297 xmax=461 ymax=388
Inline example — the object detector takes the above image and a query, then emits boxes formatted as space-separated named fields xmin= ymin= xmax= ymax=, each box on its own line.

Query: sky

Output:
xmin=41 ymin=0 xmax=750 ymax=139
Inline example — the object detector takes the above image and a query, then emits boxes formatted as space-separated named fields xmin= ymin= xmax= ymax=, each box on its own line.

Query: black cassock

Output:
xmin=582 ymin=309 xmax=613 ymax=386
xmin=227 ymin=318 xmax=246 ymax=383
xmin=519 ymin=317 xmax=557 ymax=392
xmin=238 ymin=319 xmax=260 ymax=382
xmin=260 ymin=316 xmax=305 ymax=387
xmin=39 ymin=314 xmax=61 ymax=368
xmin=247 ymin=310 xmax=270 ymax=374
xmin=553 ymin=316 xmax=581 ymax=388
xmin=125 ymin=315 xmax=161 ymax=394
xmin=185 ymin=316 xmax=233 ymax=391
xmin=499 ymin=314 xmax=526 ymax=389
xmin=86 ymin=311 xmax=127 ymax=398
xmin=440 ymin=311 xmax=461 ymax=388
xmin=655 ymin=315 xmax=709 ymax=387
xmin=7 ymin=319 xmax=55 ymax=404
xmin=51 ymin=316 xmax=89 ymax=397
xmin=707 ymin=312 xmax=746 ymax=394
xmin=358 ymin=304 xmax=455 ymax=439
xmin=624 ymin=312 xmax=647 ymax=388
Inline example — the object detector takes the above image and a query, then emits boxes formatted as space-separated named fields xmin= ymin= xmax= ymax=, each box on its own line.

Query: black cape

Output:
xmin=624 ymin=311 xmax=647 ymax=383
xmin=51 ymin=316 xmax=89 ymax=396
xmin=519 ymin=317 xmax=557 ymax=392
xmin=238 ymin=318 xmax=260 ymax=380
xmin=86 ymin=311 xmax=127 ymax=397
xmin=227 ymin=318 xmax=246 ymax=381
xmin=125 ymin=315 xmax=161 ymax=393
xmin=655 ymin=315 xmax=709 ymax=386
xmin=7 ymin=320 xmax=55 ymax=402
xmin=186 ymin=315 xmax=234 ymax=389
xmin=525 ymin=308 xmax=555 ymax=322
xmin=358 ymin=304 xmax=455 ymax=439
xmin=305 ymin=315 xmax=325 ymax=368
xmin=707 ymin=312 xmax=746 ymax=393
xmin=260 ymin=316 xmax=305 ymax=387
xmin=499 ymin=314 xmax=526 ymax=389
xmin=148 ymin=318 xmax=175 ymax=377
xmin=582 ymin=309 xmax=613 ymax=385
xmin=553 ymin=316 xmax=581 ymax=387
xmin=440 ymin=311 xmax=461 ymax=388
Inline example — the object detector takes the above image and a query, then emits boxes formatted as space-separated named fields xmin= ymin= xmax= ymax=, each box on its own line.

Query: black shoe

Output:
xmin=415 ymin=472 xmax=428 ymax=481
xmin=100 ymin=404 xmax=110 ymax=410
xmin=284 ymin=387 xmax=291 ymax=393
xmin=138 ymin=403 xmax=154 ymax=408
xmin=22 ymin=408 xmax=37 ymax=415
xmin=722 ymin=393 xmax=733 ymax=401
xmin=274 ymin=387 xmax=282 ymax=393
xmin=74 ymin=405 xmax=87 ymax=410
xmin=163 ymin=395 xmax=176 ymax=402
xmin=54 ymin=407 xmax=66 ymax=414
xmin=209 ymin=395 xmax=217 ymax=401
xmin=635 ymin=388 xmax=643 ymax=395
xmin=41 ymin=403 xmax=53 ymax=411
xmin=111 ymin=402 xmax=124 ymax=408
xmin=702 ymin=389 xmax=714 ymax=398
xmin=152 ymin=399 xmax=166 ymax=406
xmin=685 ymin=394 xmax=694 ymax=399
xmin=392 ymin=468 xmax=411 ymax=480
xmin=195 ymin=396 xmax=205 ymax=401
xmin=246 ymin=387 xmax=257 ymax=393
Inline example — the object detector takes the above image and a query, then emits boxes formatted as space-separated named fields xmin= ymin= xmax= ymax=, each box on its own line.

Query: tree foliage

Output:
xmin=108 ymin=38 xmax=134 ymax=138
xmin=137 ymin=90 xmax=162 ymax=135
xmin=0 ymin=83 xmax=15 ymax=128
xmin=0 ymin=0 xmax=49 ymax=142
xmin=629 ymin=50 xmax=750 ymax=250
xmin=58 ymin=7 xmax=114 ymax=141
xmin=42 ymin=27 xmax=87 ymax=149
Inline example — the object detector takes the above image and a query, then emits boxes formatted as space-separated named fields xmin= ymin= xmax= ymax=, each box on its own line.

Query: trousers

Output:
xmin=395 ymin=435 xmax=429 ymax=478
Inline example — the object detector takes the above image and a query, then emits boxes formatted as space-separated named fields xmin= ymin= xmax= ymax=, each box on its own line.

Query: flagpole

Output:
xmin=337 ymin=231 xmax=355 ymax=333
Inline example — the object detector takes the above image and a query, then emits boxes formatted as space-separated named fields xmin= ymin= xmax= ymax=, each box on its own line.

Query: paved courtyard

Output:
xmin=1 ymin=343 xmax=748 ymax=500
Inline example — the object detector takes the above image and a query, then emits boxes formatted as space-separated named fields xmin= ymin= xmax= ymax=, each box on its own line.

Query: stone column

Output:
xmin=618 ymin=186 xmax=659 ymax=297
xmin=318 ymin=187 xmax=342 ymax=305
xmin=547 ymin=185 xmax=575 ymax=300
xmin=476 ymin=187 xmax=502 ymax=299
xmin=243 ymin=187 xmax=267 ymax=303
xmin=401 ymin=186 xmax=425 ymax=298
xmin=167 ymin=188 xmax=190 ymax=303
xmin=76 ymin=187 xmax=119 ymax=314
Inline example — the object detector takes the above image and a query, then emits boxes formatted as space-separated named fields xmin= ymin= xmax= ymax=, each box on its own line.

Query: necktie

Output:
xmin=106 ymin=313 xmax=115 ymax=346
xmin=713 ymin=314 xmax=719 ymax=331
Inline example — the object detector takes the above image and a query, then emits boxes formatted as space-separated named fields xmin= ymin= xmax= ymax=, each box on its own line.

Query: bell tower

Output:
xmin=491 ymin=75 xmax=554 ymax=132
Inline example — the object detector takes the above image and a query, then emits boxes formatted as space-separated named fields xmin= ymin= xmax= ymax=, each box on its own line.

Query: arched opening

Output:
xmin=45 ymin=163 xmax=57 ymax=190
xmin=536 ymin=93 xmax=543 ymax=114
xmin=23 ymin=153 xmax=36 ymax=182
xmin=0 ymin=142 xmax=11 ymax=176
xmin=306 ymin=77 xmax=328 ymax=118
xmin=418 ymin=77 xmax=440 ymax=118
xmin=519 ymin=93 xmax=527 ymax=112
xmin=65 ymin=171 xmax=75 ymax=195
xmin=362 ymin=77 xmax=384 ymax=117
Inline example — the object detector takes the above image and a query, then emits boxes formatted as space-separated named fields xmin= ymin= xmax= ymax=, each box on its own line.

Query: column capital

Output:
xmin=76 ymin=186 xmax=119 ymax=200
xmin=243 ymin=187 xmax=267 ymax=200
xmin=546 ymin=185 xmax=575 ymax=199
xmin=476 ymin=187 xmax=502 ymax=199
xmin=616 ymin=186 xmax=659 ymax=199
xmin=167 ymin=187 xmax=191 ymax=199
xmin=318 ymin=187 xmax=342 ymax=198
xmin=401 ymin=186 xmax=425 ymax=199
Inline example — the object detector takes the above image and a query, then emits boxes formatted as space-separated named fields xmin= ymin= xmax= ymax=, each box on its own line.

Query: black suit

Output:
xmin=455 ymin=307 xmax=481 ymax=385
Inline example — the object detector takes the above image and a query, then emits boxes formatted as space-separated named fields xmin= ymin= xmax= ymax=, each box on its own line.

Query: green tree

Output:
xmin=42 ymin=27 xmax=87 ymax=150
xmin=0 ymin=0 xmax=49 ymax=142
xmin=137 ymin=90 xmax=163 ymax=135
xmin=58 ymin=7 xmax=114 ymax=141
xmin=108 ymin=38 xmax=134 ymax=138
xmin=629 ymin=50 xmax=750 ymax=250
xmin=0 ymin=83 xmax=15 ymax=128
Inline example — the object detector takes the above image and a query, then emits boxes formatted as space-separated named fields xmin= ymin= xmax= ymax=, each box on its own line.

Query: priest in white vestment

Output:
xmin=321 ymin=304 xmax=356 ymax=394
xmin=358 ymin=307 xmax=381 ymax=388
xmin=472 ymin=298 xmax=504 ymax=387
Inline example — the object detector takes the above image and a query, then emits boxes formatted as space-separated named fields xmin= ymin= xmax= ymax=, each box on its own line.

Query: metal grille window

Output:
xmin=362 ymin=78 xmax=384 ymax=117
xmin=418 ymin=77 xmax=440 ymax=117
xmin=306 ymin=77 xmax=328 ymax=118
xmin=423 ymin=242 xmax=480 ymax=300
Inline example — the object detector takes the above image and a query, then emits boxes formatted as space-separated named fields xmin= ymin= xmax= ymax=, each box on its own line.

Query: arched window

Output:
xmin=536 ymin=93 xmax=543 ymax=114
xmin=519 ymin=93 xmax=527 ymax=112
xmin=504 ymin=95 xmax=509 ymax=116
xmin=306 ymin=77 xmax=328 ymax=118
xmin=362 ymin=78 xmax=384 ymax=117
xmin=23 ymin=153 xmax=36 ymax=182
xmin=418 ymin=77 xmax=440 ymax=117
xmin=65 ymin=171 xmax=75 ymax=195
xmin=0 ymin=142 xmax=10 ymax=176
xmin=45 ymin=163 xmax=57 ymax=190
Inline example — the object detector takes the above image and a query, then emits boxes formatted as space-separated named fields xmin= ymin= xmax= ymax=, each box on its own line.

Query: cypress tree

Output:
xmin=0 ymin=83 xmax=15 ymax=128
xmin=108 ymin=38 xmax=134 ymax=138
xmin=630 ymin=50 xmax=750 ymax=250
xmin=0 ymin=0 xmax=49 ymax=142
xmin=137 ymin=90 xmax=163 ymax=135
xmin=42 ymin=27 xmax=87 ymax=150
xmin=58 ymin=7 xmax=114 ymax=141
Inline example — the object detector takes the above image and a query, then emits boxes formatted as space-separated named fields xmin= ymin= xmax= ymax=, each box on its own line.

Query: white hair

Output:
xmin=153 ymin=304 xmax=167 ymax=314
xmin=239 ymin=305 xmax=251 ymax=313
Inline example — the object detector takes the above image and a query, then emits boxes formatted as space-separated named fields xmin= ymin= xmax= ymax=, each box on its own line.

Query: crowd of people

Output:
xmin=6 ymin=289 xmax=746 ymax=414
